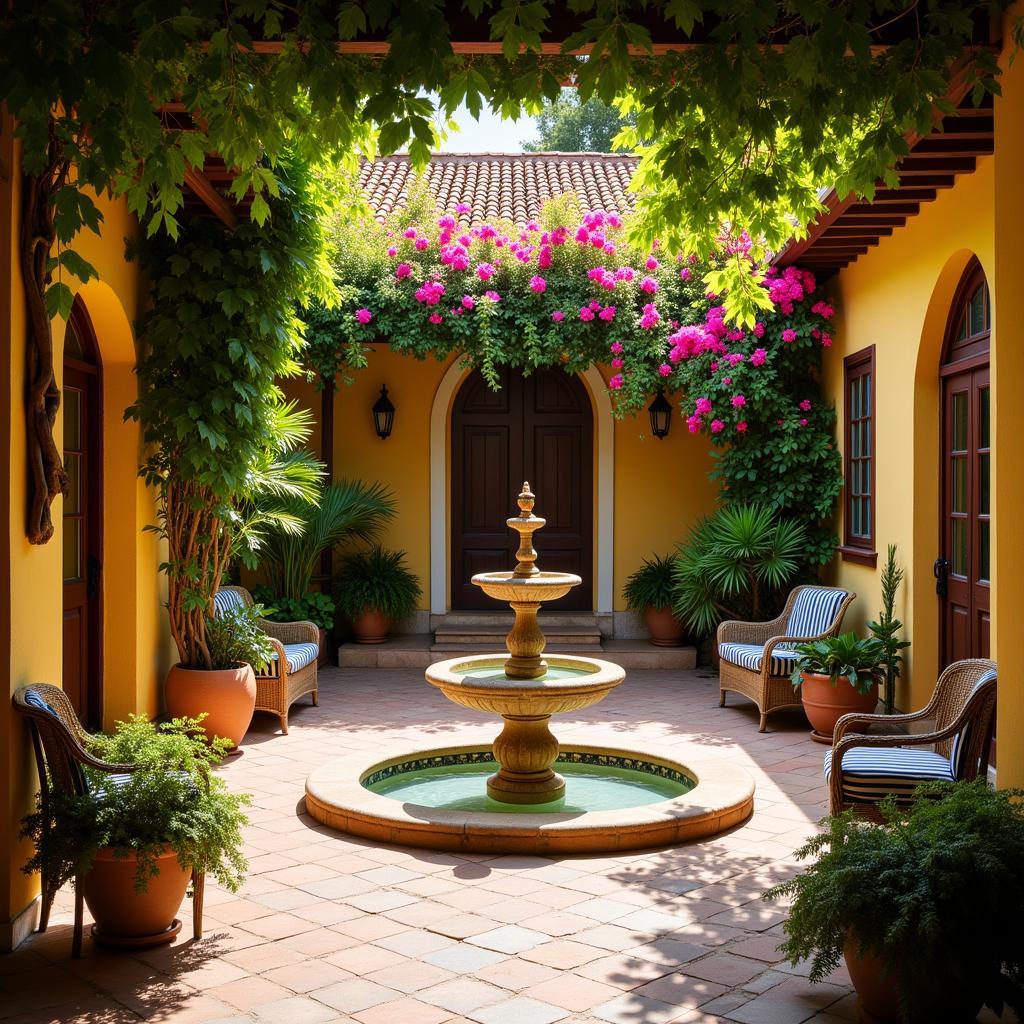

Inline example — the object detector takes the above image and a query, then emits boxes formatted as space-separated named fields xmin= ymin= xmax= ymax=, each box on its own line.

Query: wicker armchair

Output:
xmin=13 ymin=683 xmax=204 ymax=958
xmin=826 ymin=658 xmax=997 ymax=818
xmin=718 ymin=585 xmax=856 ymax=732
xmin=214 ymin=586 xmax=319 ymax=734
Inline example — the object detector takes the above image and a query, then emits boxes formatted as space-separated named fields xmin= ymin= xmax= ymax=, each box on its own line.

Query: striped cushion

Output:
xmin=783 ymin=587 xmax=848 ymax=644
xmin=949 ymin=668 xmax=997 ymax=779
xmin=213 ymin=589 xmax=247 ymax=618
xmin=719 ymin=642 xmax=798 ymax=677
xmin=271 ymin=642 xmax=319 ymax=675
xmin=824 ymin=746 xmax=955 ymax=804
xmin=24 ymin=690 xmax=60 ymax=718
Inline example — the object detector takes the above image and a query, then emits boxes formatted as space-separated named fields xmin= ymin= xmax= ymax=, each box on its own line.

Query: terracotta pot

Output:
xmin=351 ymin=608 xmax=390 ymax=644
xmin=799 ymin=671 xmax=878 ymax=743
xmin=317 ymin=627 xmax=329 ymax=667
xmin=165 ymin=662 xmax=256 ymax=749
xmin=643 ymin=606 xmax=687 ymax=647
xmin=83 ymin=846 xmax=191 ymax=948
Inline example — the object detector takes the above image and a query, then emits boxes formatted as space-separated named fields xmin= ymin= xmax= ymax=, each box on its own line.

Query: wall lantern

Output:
xmin=648 ymin=389 xmax=672 ymax=440
xmin=372 ymin=385 xmax=395 ymax=440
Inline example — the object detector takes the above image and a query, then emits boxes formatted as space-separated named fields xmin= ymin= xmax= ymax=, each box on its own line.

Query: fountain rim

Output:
xmin=304 ymin=737 xmax=755 ymax=854
xmin=424 ymin=652 xmax=625 ymax=693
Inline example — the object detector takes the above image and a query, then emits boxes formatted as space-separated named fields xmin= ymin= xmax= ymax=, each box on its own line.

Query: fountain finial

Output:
xmin=509 ymin=481 xmax=545 ymax=579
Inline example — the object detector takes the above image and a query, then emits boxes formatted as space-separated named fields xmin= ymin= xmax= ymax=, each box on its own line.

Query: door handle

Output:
xmin=933 ymin=557 xmax=949 ymax=597
xmin=87 ymin=555 xmax=101 ymax=598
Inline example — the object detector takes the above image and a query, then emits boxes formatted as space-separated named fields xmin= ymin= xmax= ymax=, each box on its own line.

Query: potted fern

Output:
xmin=790 ymin=632 xmax=886 ymax=743
xmin=765 ymin=782 xmax=1024 ymax=1023
xmin=623 ymin=554 xmax=687 ymax=646
xmin=333 ymin=547 xmax=422 ymax=643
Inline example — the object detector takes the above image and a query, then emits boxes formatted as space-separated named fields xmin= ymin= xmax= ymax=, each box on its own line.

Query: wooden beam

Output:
xmin=834 ymin=215 xmax=907 ymax=227
xmin=911 ymin=136 xmax=994 ymax=156
xmin=871 ymin=188 xmax=937 ymax=202
xmin=896 ymin=156 xmax=977 ymax=173
xmin=844 ymin=203 xmax=920 ymax=216
xmin=823 ymin=226 xmax=894 ymax=237
xmin=183 ymin=166 xmax=237 ymax=229
xmin=880 ymin=174 xmax=954 ymax=188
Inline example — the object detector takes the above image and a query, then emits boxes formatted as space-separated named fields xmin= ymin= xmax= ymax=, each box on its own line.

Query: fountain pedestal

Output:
xmin=489 ymin=713 xmax=564 ymax=803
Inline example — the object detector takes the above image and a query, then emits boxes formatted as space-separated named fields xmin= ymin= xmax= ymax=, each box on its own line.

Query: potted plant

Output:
xmin=253 ymin=587 xmax=337 ymax=666
xmin=164 ymin=602 xmax=275 ymax=750
xmin=789 ymin=632 xmax=885 ymax=743
xmin=867 ymin=544 xmax=911 ymax=714
xmin=764 ymin=782 xmax=1024 ymax=1023
xmin=334 ymin=546 xmax=422 ymax=643
xmin=623 ymin=554 xmax=687 ymax=646
xmin=21 ymin=715 xmax=249 ymax=949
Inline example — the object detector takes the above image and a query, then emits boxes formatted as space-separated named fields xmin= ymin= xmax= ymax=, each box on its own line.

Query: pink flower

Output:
xmin=686 ymin=414 xmax=701 ymax=433
xmin=608 ymin=374 xmax=623 ymax=390
xmin=395 ymin=263 xmax=412 ymax=280
xmin=437 ymin=214 xmax=456 ymax=231
xmin=529 ymin=275 xmax=547 ymax=293
xmin=645 ymin=256 xmax=659 ymax=271
xmin=731 ymin=394 xmax=746 ymax=408
xmin=461 ymin=295 xmax=475 ymax=310
xmin=599 ymin=305 xmax=616 ymax=321
xmin=414 ymin=281 xmax=446 ymax=305
xmin=603 ymin=242 xmax=616 ymax=255
xmin=575 ymin=227 xmax=590 ymax=243
xmin=709 ymin=360 xmax=719 ymax=371
xmin=484 ymin=290 xmax=501 ymax=302
xmin=551 ymin=310 xmax=565 ymax=322
xmin=811 ymin=300 xmax=835 ymax=319
xmin=458 ymin=234 xmax=472 ymax=247
xmin=355 ymin=308 xmax=372 ymax=324
xmin=679 ymin=267 xmax=691 ymax=281
xmin=710 ymin=419 xmax=725 ymax=434
xmin=455 ymin=202 xmax=471 ymax=214
xmin=580 ymin=307 xmax=595 ymax=322
xmin=403 ymin=227 xmax=417 ymax=239
xmin=429 ymin=312 xmax=443 ymax=324
xmin=616 ymin=266 xmax=635 ymax=282
xmin=640 ymin=276 xmax=658 ymax=295
xmin=781 ymin=328 xmax=797 ymax=343
xmin=640 ymin=303 xmax=660 ymax=330
xmin=722 ymin=377 xmax=732 ymax=386
xmin=821 ymin=332 xmax=833 ymax=347
xmin=736 ymin=421 xmax=748 ymax=433
xmin=799 ymin=417 xmax=809 ymax=427
xmin=695 ymin=397 xmax=713 ymax=415
xmin=386 ymin=246 xmax=397 ymax=257
xmin=753 ymin=322 xmax=765 ymax=338
xmin=658 ymin=363 xmax=672 ymax=377
xmin=476 ymin=263 xmax=495 ymax=282
xmin=538 ymin=246 xmax=552 ymax=269
xmin=609 ymin=341 xmax=624 ymax=354
xmin=750 ymin=348 xmax=767 ymax=366
xmin=611 ymin=357 xmax=624 ymax=369
xmin=799 ymin=399 xmax=812 ymax=412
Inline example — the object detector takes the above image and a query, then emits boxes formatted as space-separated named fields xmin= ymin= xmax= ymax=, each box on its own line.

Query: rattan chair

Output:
xmin=214 ymin=586 xmax=319 ymax=734
xmin=717 ymin=585 xmax=856 ymax=732
xmin=13 ymin=683 xmax=204 ymax=957
xmin=826 ymin=658 xmax=997 ymax=818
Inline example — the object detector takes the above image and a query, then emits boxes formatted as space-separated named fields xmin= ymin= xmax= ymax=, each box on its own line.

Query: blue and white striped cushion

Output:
xmin=213 ymin=589 xmax=246 ymax=618
xmin=783 ymin=587 xmax=848 ymax=643
xmin=271 ymin=642 xmax=319 ymax=675
xmin=824 ymin=746 xmax=955 ymax=804
xmin=719 ymin=642 xmax=798 ymax=677
xmin=948 ymin=669 xmax=997 ymax=779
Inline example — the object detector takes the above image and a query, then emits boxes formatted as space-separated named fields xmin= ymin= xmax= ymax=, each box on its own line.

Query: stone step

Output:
xmin=431 ymin=611 xmax=599 ymax=630
xmin=434 ymin=625 xmax=602 ymax=646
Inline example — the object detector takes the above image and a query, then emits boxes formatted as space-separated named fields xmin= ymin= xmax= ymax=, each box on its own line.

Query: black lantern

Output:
xmin=648 ymin=389 xmax=672 ymax=440
xmin=372 ymin=385 xmax=395 ymax=440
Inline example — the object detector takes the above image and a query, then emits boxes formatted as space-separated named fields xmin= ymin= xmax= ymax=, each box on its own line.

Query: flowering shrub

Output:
xmin=307 ymin=187 xmax=841 ymax=567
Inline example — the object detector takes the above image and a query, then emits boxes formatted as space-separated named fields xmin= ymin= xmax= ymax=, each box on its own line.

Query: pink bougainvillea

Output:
xmin=355 ymin=308 xmax=372 ymax=324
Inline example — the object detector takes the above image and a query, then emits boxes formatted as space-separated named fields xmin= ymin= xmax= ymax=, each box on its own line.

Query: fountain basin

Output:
xmin=471 ymin=569 xmax=582 ymax=604
xmin=305 ymin=740 xmax=755 ymax=854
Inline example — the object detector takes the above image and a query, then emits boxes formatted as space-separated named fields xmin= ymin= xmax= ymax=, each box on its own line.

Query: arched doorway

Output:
xmin=938 ymin=258 xmax=990 ymax=666
xmin=62 ymin=298 xmax=103 ymax=728
xmin=450 ymin=366 xmax=593 ymax=611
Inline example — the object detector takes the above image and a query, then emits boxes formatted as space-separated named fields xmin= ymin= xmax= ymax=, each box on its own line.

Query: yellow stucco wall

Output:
xmin=284 ymin=347 xmax=718 ymax=613
xmin=1 ymin=121 xmax=167 ymax=944
xmin=823 ymin=155 xmax=994 ymax=713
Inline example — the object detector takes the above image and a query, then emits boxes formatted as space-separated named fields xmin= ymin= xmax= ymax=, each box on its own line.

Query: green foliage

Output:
xmin=623 ymin=554 xmax=679 ymax=612
xmin=673 ymin=504 xmax=806 ymax=637
xmin=524 ymin=91 xmax=633 ymax=152
xmin=0 ymin=1 xmax=1004 ymax=323
xmin=254 ymin=479 xmax=397 ymax=600
xmin=867 ymin=544 xmax=911 ymax=713
xmin=253 ymin=587 xmax=335 ymax=632
xmin=789 ymin=632 xmax=887 ymax=695
xmin=204 ymin=604 xmax=276 ymax=673
xmin=21 ymin=715 xmax=250 ymax=894
xmin=764 ymin=782 xmax=1024 ymax=1021
xmin=333 ymin=547 xmax=422 ymax=622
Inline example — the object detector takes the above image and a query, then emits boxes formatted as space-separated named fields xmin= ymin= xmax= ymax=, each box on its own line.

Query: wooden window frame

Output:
xmin=840 ymin=345 xmax=877 ymax=567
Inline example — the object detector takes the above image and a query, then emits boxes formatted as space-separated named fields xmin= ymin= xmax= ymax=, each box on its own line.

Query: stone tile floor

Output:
xmin=0 ymin=666 xmax=1009 ymax=1023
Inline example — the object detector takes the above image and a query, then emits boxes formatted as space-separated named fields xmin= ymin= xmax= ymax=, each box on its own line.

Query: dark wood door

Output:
xmin=940 ymin=364 xmax=990 ymax=665
xmin=62 ymin=307 xmax=102 ymax=728
xmin=451 ymin=367 xmax=593 ymax=610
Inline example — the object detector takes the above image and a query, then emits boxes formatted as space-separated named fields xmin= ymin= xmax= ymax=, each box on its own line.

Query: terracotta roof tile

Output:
xmin=358 ymin=153 xmax=640 ymax=224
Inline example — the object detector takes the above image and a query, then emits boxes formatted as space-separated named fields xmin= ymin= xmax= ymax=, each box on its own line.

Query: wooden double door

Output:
xmin=451 ymin=367 xmax=593 ymax=611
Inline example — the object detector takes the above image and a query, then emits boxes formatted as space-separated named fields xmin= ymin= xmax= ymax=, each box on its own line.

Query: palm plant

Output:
xmin=257 ymin=477 xmax=397 ymax=600
xmin=673 ymin=503 xmax=807 ymax=637
xmin=867 ymin=544 xmax=911 ymax=714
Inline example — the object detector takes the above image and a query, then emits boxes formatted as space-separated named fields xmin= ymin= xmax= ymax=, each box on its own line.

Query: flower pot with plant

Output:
xmin=165 ymin=602 xmax=276 ymax=749
xmin=334 ymin=546 xmax=422 ymax=643
xmin=764 ymin=782 xmax=1024 ymax=1023
xmin=790 ymin=632 xmax=885 ymax=743
xmin=623 ymin=554 xmax=687 ymax=646
xmin=867 ymin=544 xmax=911 ymax=715
xmin=21 ymin=715 xmax=249 ymax=950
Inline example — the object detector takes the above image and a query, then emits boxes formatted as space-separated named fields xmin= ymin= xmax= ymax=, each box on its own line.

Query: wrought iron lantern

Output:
xmin=372 ymin=385 xmax=395 ymax=440
xmin=648 ymin=389 xmax=672 ymax=440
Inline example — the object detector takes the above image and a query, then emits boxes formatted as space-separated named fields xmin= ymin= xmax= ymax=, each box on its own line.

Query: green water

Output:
xmin=457 ymin=664 xmax=595 ymax=683
xmin=367 ymin=761 xmax=690 ymax=813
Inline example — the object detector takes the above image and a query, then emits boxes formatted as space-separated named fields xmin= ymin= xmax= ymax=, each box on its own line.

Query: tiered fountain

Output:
xmin=306 ymin=484 xmax=754 ymax=854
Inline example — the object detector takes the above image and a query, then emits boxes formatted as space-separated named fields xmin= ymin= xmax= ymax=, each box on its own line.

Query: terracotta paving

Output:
xmin=0 ymin=665 xmax=1004 ymax=1023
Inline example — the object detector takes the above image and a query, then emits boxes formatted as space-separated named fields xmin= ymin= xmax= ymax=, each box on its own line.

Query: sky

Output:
xmin=436 ymin=102 xmax=538 ymax=153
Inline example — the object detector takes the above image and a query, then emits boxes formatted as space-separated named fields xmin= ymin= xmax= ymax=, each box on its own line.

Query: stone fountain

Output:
xmin=424 ymin=483 xmax=626 ymax=804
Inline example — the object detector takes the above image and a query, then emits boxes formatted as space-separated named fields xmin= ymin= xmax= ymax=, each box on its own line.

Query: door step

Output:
xmin=434 ymin=626 xmax=602 ymax=647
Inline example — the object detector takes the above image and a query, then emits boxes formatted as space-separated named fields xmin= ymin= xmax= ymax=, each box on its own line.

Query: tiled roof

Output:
xmin=358 ymin=152 xmax=639 ymax=223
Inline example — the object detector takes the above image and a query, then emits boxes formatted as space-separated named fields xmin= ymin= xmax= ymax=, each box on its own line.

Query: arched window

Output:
xmin=943 ymin=258 xmax=990 ymax=365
